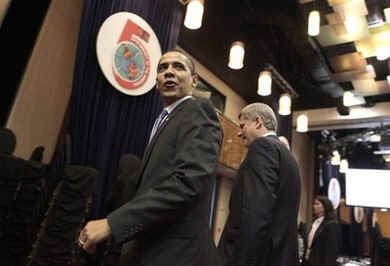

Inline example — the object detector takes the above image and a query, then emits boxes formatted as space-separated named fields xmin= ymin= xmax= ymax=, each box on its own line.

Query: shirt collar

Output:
xmin=263 ymin=131 xmax=277 ymax=137
xmin=164 ymin=96 xmax=192 ymax=114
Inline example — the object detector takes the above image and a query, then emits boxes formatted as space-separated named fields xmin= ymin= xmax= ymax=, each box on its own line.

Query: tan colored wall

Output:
xmin=6 ymin=0 xmax=84 ymax=163
xmin=292 ymin=131 xmax=316 ymax=224
xmin=376 ymin=210 xmax=390 ymax=238
xmin=213 ymin=177 xmax=235 ymax=246
xmin=176 ymin=46 xmax=247 ymax=121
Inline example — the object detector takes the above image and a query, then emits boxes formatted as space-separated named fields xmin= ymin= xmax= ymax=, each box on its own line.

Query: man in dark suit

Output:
xmin=218 ymin=103 xmax=301 ymax=266
xmin=78 ymin=50 xmax=222 ymax=266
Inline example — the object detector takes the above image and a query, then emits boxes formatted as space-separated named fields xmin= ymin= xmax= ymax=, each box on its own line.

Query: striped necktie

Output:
xmin=148 ymin=109 xmax=168 ymax=143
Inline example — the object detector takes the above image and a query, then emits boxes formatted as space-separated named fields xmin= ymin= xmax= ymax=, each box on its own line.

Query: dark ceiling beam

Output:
xmin=264 ymin=64 xmax=299 ymax=99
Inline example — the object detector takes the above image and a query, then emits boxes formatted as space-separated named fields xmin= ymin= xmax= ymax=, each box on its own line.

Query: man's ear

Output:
xmin=255 ymin=116 xmax=263 ymax=129
xmin=191 ymin=73 xmax=199 ymax=88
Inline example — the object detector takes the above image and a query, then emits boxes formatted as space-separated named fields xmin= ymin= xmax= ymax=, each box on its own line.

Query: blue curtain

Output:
xmin=69 ymin=0 xmax=184 ymax=216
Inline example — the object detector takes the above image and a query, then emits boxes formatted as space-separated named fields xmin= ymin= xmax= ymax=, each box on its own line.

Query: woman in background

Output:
xmin=304 ymin=196 xmax=339 ymax=266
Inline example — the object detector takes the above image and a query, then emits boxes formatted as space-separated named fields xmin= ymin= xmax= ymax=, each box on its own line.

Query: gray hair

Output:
xmin=239 ymin=103 xmax=278 ymax=131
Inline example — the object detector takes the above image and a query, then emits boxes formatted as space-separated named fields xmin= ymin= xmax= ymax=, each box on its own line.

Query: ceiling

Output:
xmin=178 ymin=0 xmax=390 ymax=112
xmin=178 ymin=0 xmax=390 ymax=163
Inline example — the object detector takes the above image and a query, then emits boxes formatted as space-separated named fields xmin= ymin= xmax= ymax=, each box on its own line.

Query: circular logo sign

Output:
xmin=328 ymin=178 xmax=341 ymax=209
xmin=96 ymin=12 xmax=161 ymax=96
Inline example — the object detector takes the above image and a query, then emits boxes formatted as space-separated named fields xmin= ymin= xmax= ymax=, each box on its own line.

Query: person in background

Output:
xmin=0 ymin=127 xmax=16 ymax=155
xmin=78 ymin=50 xmax=222 ymax=266
xmin=303 ymin=196 xmax=339 ymax=266
xmin=218 ymin=102 xmax=301 ymax=266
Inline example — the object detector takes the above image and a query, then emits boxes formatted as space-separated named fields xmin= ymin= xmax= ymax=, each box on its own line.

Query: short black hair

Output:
xmin=162 ymin=49 xmax=196 ymax=74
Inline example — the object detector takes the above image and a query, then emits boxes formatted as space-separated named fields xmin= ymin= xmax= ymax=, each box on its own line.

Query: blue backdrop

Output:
xmin=68 ymin=0 xmax=184 ymax=216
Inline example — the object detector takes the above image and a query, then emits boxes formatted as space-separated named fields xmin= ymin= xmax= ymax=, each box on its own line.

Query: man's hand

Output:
xmin=78 ymin=218 xmax=111 ymax=254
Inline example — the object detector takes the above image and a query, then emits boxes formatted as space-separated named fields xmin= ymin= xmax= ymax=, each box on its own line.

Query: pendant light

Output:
xmin=228 ymin=41 xmax=245 ymax=69
xmin=184 ymin=0 xmax=204 ymax=30
xmin=278 ymin=93 xmax=291 ymax=116
xmin=296 ymin=114 xmax=308 ymax=132
xmin=308 ymin=10 xmax=320 ymax=36
xmin=257 ymin=71 xmax=272 ymax=96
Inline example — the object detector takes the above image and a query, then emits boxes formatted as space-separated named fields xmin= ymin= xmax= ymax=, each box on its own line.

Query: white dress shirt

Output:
xmin=305 ymin=216 xmax=324 ymax=260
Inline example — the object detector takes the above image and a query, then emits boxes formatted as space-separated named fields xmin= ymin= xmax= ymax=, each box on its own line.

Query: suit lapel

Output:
xmin=136 ymin=98 xmax=194 ymax=190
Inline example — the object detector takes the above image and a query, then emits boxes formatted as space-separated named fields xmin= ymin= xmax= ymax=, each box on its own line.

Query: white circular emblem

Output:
xmin=328 ymin=178 xmax=341 ymax=209
xmin=96 ymin=12 xmax=161 ymax=96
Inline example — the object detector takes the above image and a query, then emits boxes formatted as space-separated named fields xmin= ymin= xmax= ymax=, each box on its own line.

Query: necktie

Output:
xmin=149 ymin=109 xmax=168 ymax=143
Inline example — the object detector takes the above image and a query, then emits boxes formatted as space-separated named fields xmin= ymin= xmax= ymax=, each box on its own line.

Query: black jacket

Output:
xmin=305 ymin=219 xmax=339 ymax=266
xmin=107 ymin=97 xmax=222 ymax=266
xmin=219 ymin=135 xmax=301 ymax=266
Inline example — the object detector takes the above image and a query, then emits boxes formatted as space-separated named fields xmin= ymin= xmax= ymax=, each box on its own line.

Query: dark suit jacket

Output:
xmin=107 ymin=97 xmax=222 ymax=266
xmin=219 ymin=135 xmax=301 ymax=266
xmin=306 ymin=219 xmax=339 ymax=266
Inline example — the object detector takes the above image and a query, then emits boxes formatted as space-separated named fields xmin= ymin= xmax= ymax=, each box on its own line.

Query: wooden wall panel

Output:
xmin=217 ymin=112 xmax=247 ymax=170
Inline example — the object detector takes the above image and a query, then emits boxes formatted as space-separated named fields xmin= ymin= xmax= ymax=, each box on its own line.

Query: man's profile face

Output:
xmin=156 ymin=52 xmax=197 ymax=105
xmin=238 ymin=115 xmax=260 ymax=146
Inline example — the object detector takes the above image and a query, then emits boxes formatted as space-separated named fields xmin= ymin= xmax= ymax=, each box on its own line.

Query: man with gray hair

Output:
xmin=218 ymin=102 xmax=301 ymax=266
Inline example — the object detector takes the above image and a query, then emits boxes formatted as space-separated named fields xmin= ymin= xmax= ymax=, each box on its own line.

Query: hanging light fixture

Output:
xmin=228 ymin=41 xmax=245 ymax=69
xmin=343 ymin=91 xmax=354 ymax=107
xmin=257 ymin=71 xmax=272 ymax=96
xmin=308 ymin=10 xmax=320 ymax=36
xmin=339 ymin=158 xmax=349 ymax=173
xmin=296 ymin=114 xmax=308 ymax=132
xmin=278 ymin=93 xmax=291 ymax=116
xmin=184 ymin=0 xmax=204 ymax=30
